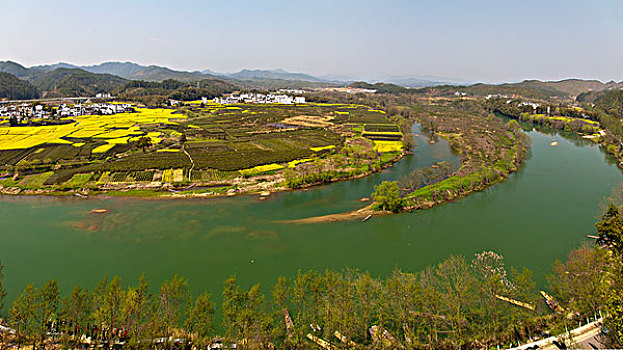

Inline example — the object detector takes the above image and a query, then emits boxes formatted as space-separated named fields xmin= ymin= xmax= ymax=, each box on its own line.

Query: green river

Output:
xmin=0 ymin=124 xmax=621 ymax=309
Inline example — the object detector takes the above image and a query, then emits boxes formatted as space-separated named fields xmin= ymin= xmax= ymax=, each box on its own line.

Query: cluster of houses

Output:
xmin=95 ymin=92 xmax=113 ymax=98
xmin=485 ymin=94 xmax=510 ymax=100
xmin=0 ymin=103 xmax=134 ymax=123
xmin=277 ymin=89 xmax=304 ymax=94
xmin=518 ymin=101 xmax=543 ymax=112
xmin=213 ymin=92 xmax=306 ymax=105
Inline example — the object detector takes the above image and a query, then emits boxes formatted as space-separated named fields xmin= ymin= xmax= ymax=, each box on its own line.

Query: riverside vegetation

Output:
xmin=483 ymin=92 xmax=623 ymax=166
xmin=370 ymin=99 xmax=529 ymax=214
xmin=368 ymin=88 xmax=623 ymax=215
xmin=1 ymin=204 xmax=622 ymax=350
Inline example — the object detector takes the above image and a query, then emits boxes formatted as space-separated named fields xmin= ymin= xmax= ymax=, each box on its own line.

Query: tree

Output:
xmin=0 ymin=260 xmax=5 ymax=317
xmin=92 ymin=276 xmax=124 ymax=345
xmin=603 ymin=261 xmax=623 ymax=348
xmin=436 ymin=255 xmax=475 ymax=349
xmin=383 ymin=270 xmax=420 ymax=347
xmin=9 ymin=284 xmax=39 ymax=349
xmin=121 ymin=275 xmax=151 ymax=348
xmin=38 ymin=279 xmax=60 ymax=345
xmin=595 ymin=204 xmax=623 ymax=255
xmin=155 ymin=274 xmax=189 ymax=349
xmin=319 ymin=270 xmax=356 ymax=344
xmin=135 ymin=136 xmax=152 ymax=152
xmin=471 ymin=251 xmax=510 ymax=344
xmin=354 ymin=272 xmax=382 ymax=344
xmin=222 ymin=275 xmax=271 ymax=349
xmin=419 ymin=266 xmax=443 ymax=347
xmin=60 ymin=285 xmax=91 ymax=347
xmin=185 ymin=292 xmax=215 ymax=347
xmin=372 ymin=181 xmax=404 ymax=212
xmin=507 ymin=267 xmax=538 ymax=339
xmin=548 ymin=246 xmax=610 ymax=316
xmin=287 ymin=270 xmax=323 ymax=348
xmin=0 ymin=261 xmax=6 ymax=349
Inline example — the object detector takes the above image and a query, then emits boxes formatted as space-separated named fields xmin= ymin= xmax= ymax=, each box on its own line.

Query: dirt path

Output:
xmin=182 ymin=144 xmax=195 ymax=181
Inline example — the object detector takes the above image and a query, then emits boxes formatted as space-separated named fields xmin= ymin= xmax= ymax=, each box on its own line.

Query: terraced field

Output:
xmin=0 ymin=102 xmax=404 ymax=194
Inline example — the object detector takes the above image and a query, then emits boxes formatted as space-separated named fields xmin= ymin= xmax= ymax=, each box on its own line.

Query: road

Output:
xmin=509 ymin=318 xmax=604 ymax=349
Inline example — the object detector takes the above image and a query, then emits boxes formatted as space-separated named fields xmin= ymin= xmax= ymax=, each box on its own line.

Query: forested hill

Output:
xmin=0 ymin=60 xmax=33 ymax=79
xmin=350 ymin=81 xmax=411 ymax=94
xmin=586 ymin=89 xmax=623 ymax=118
xmin=419 ymin=80 xmax=622 ymax=100
xmin=0 ymin=72 xmax=41 ymax=100
xmin=32 ymin=61 xmax=217 ymax=82
xmin=115 ymin=79 xmax=238 ymax=105
xmin=351 ymin=79 xmax=623 ymax=101
xmin=230 ymin=69 xmax=323 ymax=82
xmin=32 ymin=68 xmax=128 ymax=98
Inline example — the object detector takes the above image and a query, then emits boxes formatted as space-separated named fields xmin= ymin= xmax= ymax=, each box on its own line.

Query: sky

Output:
xmin=1 ymin=0 xmax=622 ymax=83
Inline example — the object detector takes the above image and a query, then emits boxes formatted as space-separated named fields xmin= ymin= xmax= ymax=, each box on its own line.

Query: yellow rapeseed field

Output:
xmin=373 ymin=140 xmax=403 ymax=153
xmin=310 ymin=145 xmax=336 ymax=152
xmin=239 ymin=163 xmax=284 ymax=176
xmin=92 ymin=144 xmax=116 ymax=154
xmin=0 ymin=108 xmax=184 ymax=151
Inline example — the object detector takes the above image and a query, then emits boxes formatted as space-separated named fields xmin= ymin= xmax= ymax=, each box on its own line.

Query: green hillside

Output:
xmin=33 ymin=68 xmax=128 ymax=97
xmin=0 ymin=72 xmax=41 ymax=100
xmin=115 ymin=78 xmax=238 ymax=104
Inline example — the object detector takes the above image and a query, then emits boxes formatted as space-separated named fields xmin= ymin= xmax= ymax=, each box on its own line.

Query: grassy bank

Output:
xmin=371 ymin=99 xmax=530 ymax=213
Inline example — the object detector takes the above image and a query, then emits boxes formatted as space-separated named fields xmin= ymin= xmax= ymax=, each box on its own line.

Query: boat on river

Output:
xmin=540 ymin=290 xmax=564 ymax=313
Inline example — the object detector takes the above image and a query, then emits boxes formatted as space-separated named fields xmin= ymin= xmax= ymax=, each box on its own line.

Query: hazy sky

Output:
xmin=1 ymin=0 xmax=622 ymax=83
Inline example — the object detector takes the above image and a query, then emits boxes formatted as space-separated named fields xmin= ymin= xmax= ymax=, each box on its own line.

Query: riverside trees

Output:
xmin=0 ymin=244 xmax=621 ymax=349
xmin=593 ymin=204 xmax=623 ymax=347
xmin=372 ymin=181 xmax=404 ymax=212
xmin=0 ymin=255 xmax=544 ymax=349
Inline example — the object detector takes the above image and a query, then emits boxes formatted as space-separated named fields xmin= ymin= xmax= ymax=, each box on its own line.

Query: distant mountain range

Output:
xmin=0 ymin=60 xmax=341 ymax=100
xmin=30 ymin=62 xmax=213 ymax=82
xmin=11 ymin=60 xmax=467 ymax=86
xmin=227 ymin=69 xmax=325 ymax=82
xmin=1 ymin=59 xmax=622 ymax=101
xmin=0 ymin=61 xmax=128 ymax=99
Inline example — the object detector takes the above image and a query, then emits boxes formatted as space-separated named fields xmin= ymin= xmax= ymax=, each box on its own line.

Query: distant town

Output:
xmin=0 ymin=103 xmax=135 ymax=124
xmin=0 ymin=89 xmax=316 ymax=125
xmin=213 ymin=91 xmax=306 ymax=105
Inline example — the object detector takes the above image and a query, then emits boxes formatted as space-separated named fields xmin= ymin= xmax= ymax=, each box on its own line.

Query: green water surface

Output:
xmin=0 ymin=125 xmax=620 ymax=309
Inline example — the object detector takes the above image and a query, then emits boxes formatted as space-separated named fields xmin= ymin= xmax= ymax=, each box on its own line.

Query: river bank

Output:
xmin=297 ymin=101 xmax=531 ymax=221
xmin=0 ymin=149 xmax=407 ymax=199
xmin=509 ymin=112 xmax=623 ymax=169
